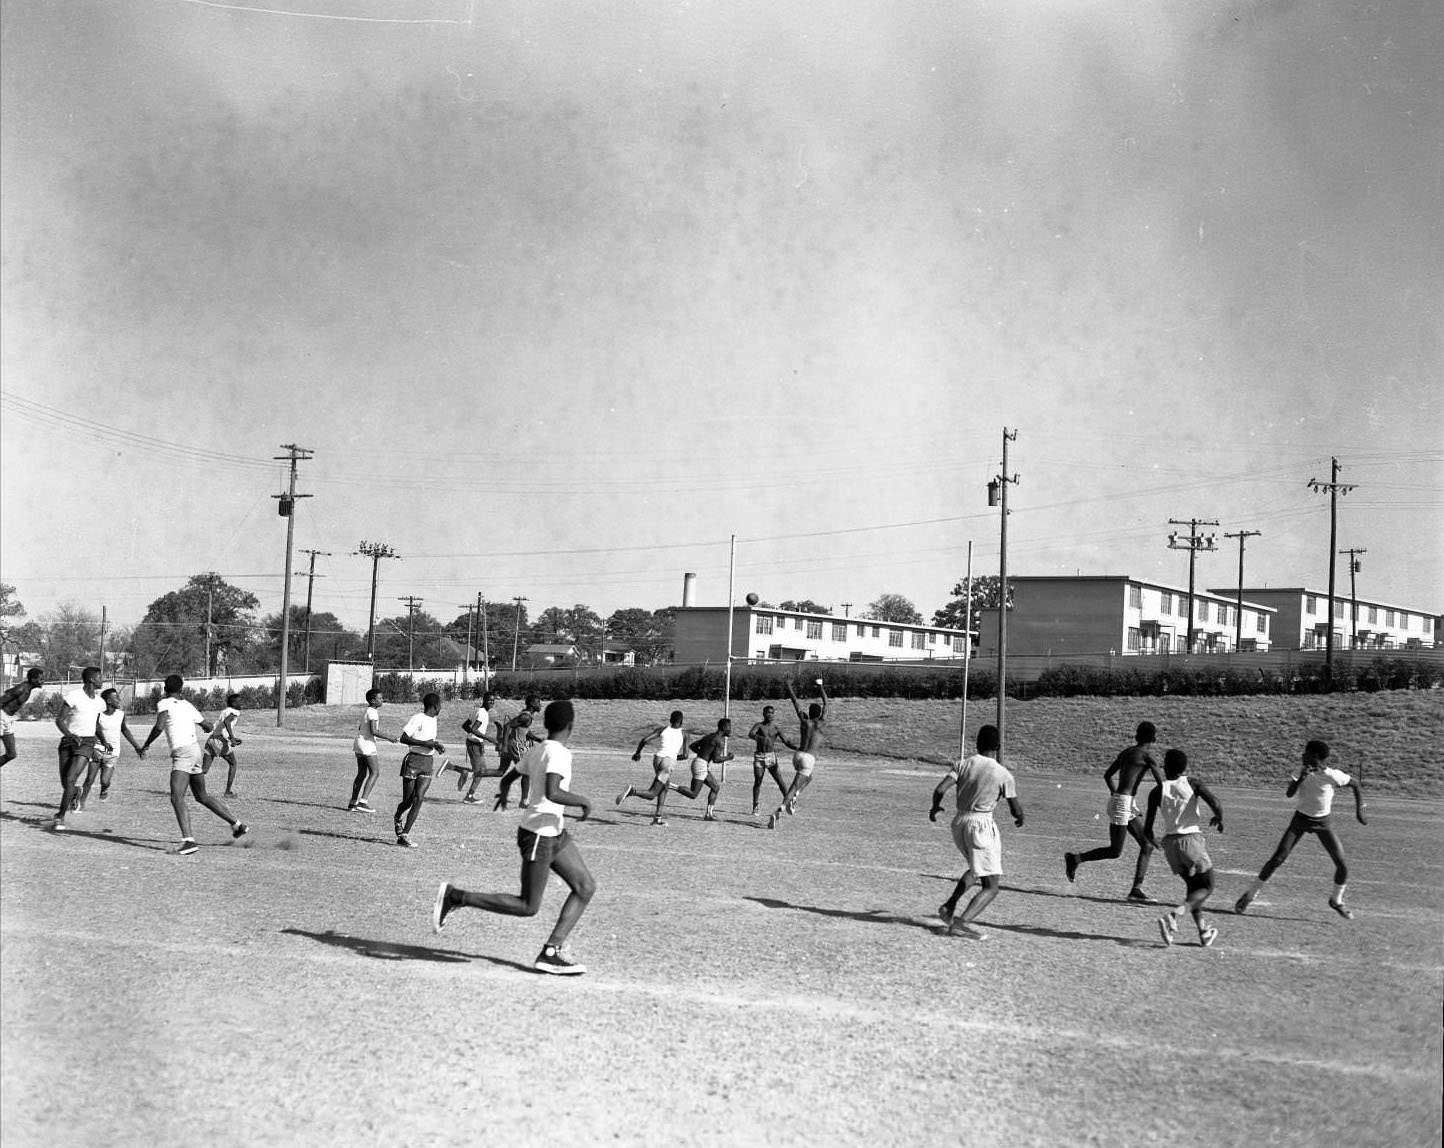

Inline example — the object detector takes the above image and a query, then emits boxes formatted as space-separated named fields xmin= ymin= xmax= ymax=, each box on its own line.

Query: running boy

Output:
xmin=454 ymin=691 xmax=502 ymax=804
xmin=615 ymin=709 xmax=686 ymax=826
xmin=140 ymin=675 xmax=248 ymax=855
xmin=394 ymin=693 xmax=447 ymax=847
xmin=0 ymin=667 xmax=45 ymax=768
xmin=80 ymin=688 xmax=145 ymax=807
xmin=53 ymin=667 xmax=106 ymax=830
xmin=432 ymin=699 xmax=596 ymax=975
xmin=201 ymin=693 xmax=243 ymax=797
xmin=1234 ymin=739 xmax=1366 ymax=919
xmin=1063 ymin=721 xmax=1164 ymax=902
xmin=928 ymin=724 xmax=1024 ymax=941
xmin=747 ymin=705 xmax=795 ymax=816
xmin=493 ymin=695 xmax=545 ymax=810
xmin=1143 ymin=748 xmax=1224 ymax=947
xmin=669 ymin=718 xmax=734 ymax=821
xmin=347 ymin=688 xmax=394 ymax=813
xmin=766 ymin=677 xmax=826 ymax=830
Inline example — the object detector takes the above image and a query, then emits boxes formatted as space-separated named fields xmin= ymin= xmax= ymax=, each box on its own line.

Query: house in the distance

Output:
xmin=673 ymin=605 xmax=970 ymax=665
xmin=1214 ymin=587 xmax=1438 ymax=651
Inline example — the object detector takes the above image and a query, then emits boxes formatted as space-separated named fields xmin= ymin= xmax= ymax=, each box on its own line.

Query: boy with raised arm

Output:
xmin=80 ymin=687 xmax=145 ymax=807
xmin=928 ymin=724 xmax=1024 ymax=940
xmin=394 ymin=692 xmax=446 ymax=848
xmin=747 ymin=705 xmax=795 ymax=816
xmin=1234 ymin=739 xmax=1366 ymax=920
xmin=1063 ymin=721 xmax=1164 ymax=902
xmin=433 ymin=699 xmax=597 ymax=975
xmin=766 ymin=677 xmax=826 ymax=830
xmin=1144 ymin=748 xmax=1224 ymax=947
xmin=201 ymin=693 xmax=244 ymax=797
xmin=347 ymin=688 xmax=394 ymax=813
xmin=669 ymin=718 xmax=734 ymax=821
xmin=615 ymin=709 xmax=686 ymax=827
xmin=0 ymin=667 xmax=45 ymax=768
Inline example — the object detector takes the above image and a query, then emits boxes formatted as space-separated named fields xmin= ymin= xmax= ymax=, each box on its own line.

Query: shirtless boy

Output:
xmin=0 ymin=667 xmax=44 ymax=768
xmin=1063 ymin=722 xmax=1164 ymax=902
xmin=669 ymin=718 xmax=734 ymax=821
xmin=766 ymin=678 xmax=827 ymax=830
xmin=747 ymin=705 xmax=795 ymax=816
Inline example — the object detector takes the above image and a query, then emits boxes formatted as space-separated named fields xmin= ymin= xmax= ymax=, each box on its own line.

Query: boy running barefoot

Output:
xmin=394 ymin=693 xmax=446 ymax=848
xmin=80 ymin=688 xmax=144 ymax=806
xmin=433 ymin=699 xmax=596 ymax=975
xmin=1235 ymin=739 xmax=1366 ymax=920
xmin=616 ymin=709 xmax=686 ymax=826
xmin=928 ymin=724 xmax=1023 ymax=940
xmin=1143 ymin=749 xmax=1224 ymax=947
xmin=0 ymin=667 xmax=45 ymax=769
xmin=347 ymin=689 xmax=394 ymax=812
xmin=201 ymin=693 xmax=243 ymax=797
xmin=767 ymin=677 xmax=827 ymax=830
xmin=747 ymin=705 xmax=795 ymax=816
xmin=1062 ymin=722 xmax=1164 ymax=902
xmin=669 ymin=718 xmax=734 ymax=821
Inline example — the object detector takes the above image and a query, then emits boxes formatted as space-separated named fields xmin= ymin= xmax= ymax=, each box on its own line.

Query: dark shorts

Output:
xmin=58 ymin=736 xmax=96 ymax=775
xmin=1288 ymin=811 xmax=1334 ymax=836
xmin=400 ymin=752 xmax=439 ymax=780
xmin=466 ymin=742 xmax=487 ymax=770
xmin=499 ymin=755 xmax=519 ymax=773
xmin=517 ymin=826 xmax=572 ymax=865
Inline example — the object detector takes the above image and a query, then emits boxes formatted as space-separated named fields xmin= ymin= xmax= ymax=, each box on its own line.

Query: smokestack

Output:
xmin=682 ymin=572 xmax=697 ymax=607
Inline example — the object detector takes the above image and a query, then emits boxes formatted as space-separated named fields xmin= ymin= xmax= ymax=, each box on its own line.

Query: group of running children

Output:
xmin=3 ymin=668 xmax=1367 ymax=973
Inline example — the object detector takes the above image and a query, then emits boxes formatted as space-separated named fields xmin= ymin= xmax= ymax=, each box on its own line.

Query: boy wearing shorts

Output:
xmin=1063 ymin=722 xmax=1164 ymax=902
xmin=766 ymin=678 xmax=827 ymax=830
xmin=454 ymin=691 xmax=502 ymax=803
xmin=432 ymin=699 xmax=596 ymax=975
xmin=669 ymin=718 xmax=734 ymax=821
xmin=928 ymin=724 xmax=1024 ymax=941
xmin=1143 ymin=749 xmax=1224 ymax=947
xmin=616 ymin=709 xmax=686 ymax=826
xmin=394 ymin=692 xmax=446 ymax=848
xmin=140 ymin=675 xmax=248 ymax=855
xmin=80 ymin=688 xmax=145 ymax=807
xmin=201 ymin=693 xmax=243 ymax=797
xmin=347 ymin=688 xmax=394 ymax=812
xmin=0 ymin=667 xmax=45 ymax=769
xmin=1234 ymin=739 xmax=1366 ymax=919
xmin=53 ymin=667 xmax=106 ymax=829
xmin=747 ymin=705 xmax=794 ymax=816
xmin=493 ymin=695 xmax=544 ymax=810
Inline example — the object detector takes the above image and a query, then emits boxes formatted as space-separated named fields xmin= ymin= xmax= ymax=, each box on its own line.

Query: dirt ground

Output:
xmin=2 ymin=718 xmax=1441 ymax=1148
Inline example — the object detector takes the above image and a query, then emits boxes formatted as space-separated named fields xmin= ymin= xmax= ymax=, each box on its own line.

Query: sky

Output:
xmin=2 ymin=0 xmax=1441 ymax=637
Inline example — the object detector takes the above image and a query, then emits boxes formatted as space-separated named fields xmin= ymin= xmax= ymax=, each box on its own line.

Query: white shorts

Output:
xmin=353 ymin=739 xmax=378 ymax=758
xmin=0 ymin=711 xmax=15 ymax=737
xmin=652 ymin=753 xmax=676 ymax=781
xmin=1107 ymin=793 xmax=1138 ymax=827
xmin=753 ymin=751 xmax=778 ymax=769
xmin=792 ymin=751 xmax=816 ymax=777
xmin=690 ymin=758 xmax=711 ymax=781
xmin=170 ymin=744 xmax=204 ymax=775
xmin=92 ymin=744 xmax=118 ymax=766
xmin=950 ymin=812 xmax=1003 ymax=878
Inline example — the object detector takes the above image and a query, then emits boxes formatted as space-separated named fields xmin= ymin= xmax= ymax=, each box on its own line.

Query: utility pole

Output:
xmin=840 ymin=602 xmax=852 ymax=618
xmin=204 ymin=588 xmax=214 ymax=678
xmin=1308 ymin=459 xmax=1356 ymax=681
xmin=1167 ymin=518 xmax=1219 ymax=653
xmin=510 ymin=596 xmax=529 ymax=671
xmin=1222 ymin=529 xmax=1261 ymax=651
xmin=98 ymin=605 xmax=107 ymax=677
xmin=987 ymin=428 xmax=1019 ymax=760
xmin=1339 ymin=547 xmax=1367 ymax=650
xmin=477 ymin=593 xmax=489 ymax=685
xmin=398 ymin=596 xmax=424 ymax=673
xmin=355 ymin=541 xmax=399 ymax=661
xmin=272 ymin=444 xmax=314 ymax=727
xmin=297 ymin=548 xmax=330 ymax=676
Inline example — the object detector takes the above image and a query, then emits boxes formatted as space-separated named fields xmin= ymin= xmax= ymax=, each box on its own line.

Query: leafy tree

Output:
xmin=133 ymin=573 xmax=260 ymax=677
xmin=862 ymin=593 xmax=923 ymax=625
xmin=478 ymin=600 xmax=531 ymax=669
xmin=606 ymin=606 xmax=675 ymax=664
xmin=257 ymin=606 xmax=364 ymax=670
xmin=932 ymin=575 xmax=1011 ymax=634
xmin=35 ymin=602 xmax=102 ymax=677
xmin=372 ymin=611 xmax=443 ymax=668
xmin=0 ymin=583 xmax=24 ymax=637
xmin=780 ymin=599 xmax=831 ymax=614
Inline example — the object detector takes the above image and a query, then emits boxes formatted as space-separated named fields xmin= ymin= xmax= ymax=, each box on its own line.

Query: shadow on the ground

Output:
xmin=0 ymin=808 xmax=166 ymax=851
xmin=744 ymin=896 xmax=933 ymax=930
xmin=280 ymin=927 xmax=477 ymax=964
xmin=1000 ymin=883 xmax=1169 ymax=909
xmin=297 ymin=827 xmax=400 ymax=847
xmin=985 ymin=921 xmax=1157 ymax=948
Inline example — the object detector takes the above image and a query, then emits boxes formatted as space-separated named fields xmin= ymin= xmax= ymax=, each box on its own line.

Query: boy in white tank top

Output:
xmin=1143 ymin=748 xmax=1225 ymax=947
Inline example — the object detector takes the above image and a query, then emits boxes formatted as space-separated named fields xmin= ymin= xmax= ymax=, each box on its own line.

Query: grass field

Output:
xmin=2 ymin=699 xmax=1441 ymax=1148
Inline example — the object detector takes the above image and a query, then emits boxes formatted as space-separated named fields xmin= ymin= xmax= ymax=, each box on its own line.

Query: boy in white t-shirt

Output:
xmin=433 ymin=699 xmax=596 ymax=975
xmin=451 ymin=691 xmax=503 ymax=804
xmin=347 ymin=689 xmax=394 ymax=813
xmin=615 ymin=709 xmax=686 ymax=826
xmin=53 ymin=666 xmax=106 ymax=830
xmin=140 ymin=674 xmax=249 ymax=855
xmin=1143 ymin=749 xmax=1224 ymax=947
xmin=1235 ymin=739 xmax=1367 ymax=919
xmin=393 ymin=693 xmax=446 ymax=848
xmin=79 ymin=688 xmax=145 ymax=807
xmin=201 ymin=693 xmax=243 ymax=797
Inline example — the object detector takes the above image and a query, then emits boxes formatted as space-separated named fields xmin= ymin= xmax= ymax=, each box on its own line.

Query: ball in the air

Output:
xmin=745 ymin=592 xmax=759 ymax=606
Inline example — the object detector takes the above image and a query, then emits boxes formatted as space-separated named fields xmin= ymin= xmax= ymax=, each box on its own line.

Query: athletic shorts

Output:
xmin=204 ymin=736 xmax=233 ymax=759
xmin=690 ymin=758 xmax=711 ymax=781
xmin=0 ymin=711 xmax=15 ymax=737
xmin=400 ymin=752 xmax=440 ymax=780
xmin=1287 ymin=810 xmax=1334 ymax=836
xmin=466 ymin=742 xmax=487 ymax=771
xmin=950 ymin=811 xmax=1003 ymax=878
xmin=792 ymin=751 xmax=817 ymax=777
xmin=1107 ymin=793 xmax=1139 ymax=826
xmin=1163 ymin=832 xmax=1212 ymax=878
xmin=652 ymin=753 xmax=676 ymax=782
xmin=58 ymin=735 xmax=96 ymax=772
xmin=91 ymin=743 xmax=118 ymax=766
xmin=517 ymin=826 xmax=572 ymax=865
xmin=170 ymin=744 xmax=204 ymax=775
xmin=753 ymin=751 xmax=778 ymax=769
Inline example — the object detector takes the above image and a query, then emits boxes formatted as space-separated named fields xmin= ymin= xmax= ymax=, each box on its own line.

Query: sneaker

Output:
xmin=750 ymin=804 xmax=759 ymax=817
xmin=224 ymin=791 xmax=240 ymax=798
xmin=394 ymin=819 xmax=404 ymax=839
xmin=99 ymin=787 xmax=110 ymax=801
xmin=1234 ymin=890 xmax=1255 ymax=915
xmin=784 ymin=799 xmax=796 ymax=816
xmin=1328 ymin=899 xmax=1354 ymax=920
xmin=462 ymin=795 xmax=480 ymax=805
xmin=1157 ymin=914 xmax=1177 ymax=946
xmin=947 ymin=923 xmax=987 ymax=941
xmin=346 ymin=804 xmax=358 ymax=812
xmin=52 ymin=820 xmax=69 ymax=832
xmin=938 ymin=903 xmax=955 ymax=926
xmin=1198 ymin=926 xmax=1219 ymax=947
xmin=77 ymin=799 xmax=87 ymax=812
xmin=703 ymin=809 xmax=719 ymax=822
xmin=70 ymin=796 xmax=80 ymax=812
xmin=650 ymin=817 xmax=668 ymax=827
xmin=231 ymin=823 xmax=250 ymax=840
xmin=1064 ymin=853 xmax=1079 ymax=883
xmin=174 ymin=839 xmax=198 ymax=855
xmin=1126 ymin=888 xmax=1153 ymax=904
xmin=354 ymin=800 xmax=376 ymax=814
xmin=615 ymin=786 xmax=633 ymax=806
xmin=432 ymin=882 xmax=458 ymax=933
xmin=767 ymin=811 xmax=779 ymax=830
xmin=397 ymin=834 xmax=417 ymax=849
xmin=534 ymin=945 xmax=586 ymax=976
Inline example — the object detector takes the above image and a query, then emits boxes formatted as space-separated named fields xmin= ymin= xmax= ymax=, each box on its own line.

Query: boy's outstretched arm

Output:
xmin=815 ymin=679 xmax=828 ymax=717
xmin=1142 ymin=785 xmax=1163 ymax=847
xmin=1006 ymin=796 xmax=1025 ymax=828
xmin=1349 ymin=780 xmax=1367 ymax=825
xmin=632 ymin=726 xmax=661 ymax=759
xmin=929 ymin=774 xmax=956 ymax=822
xmin=1193 ymin=780 xmax=1225 ymax=833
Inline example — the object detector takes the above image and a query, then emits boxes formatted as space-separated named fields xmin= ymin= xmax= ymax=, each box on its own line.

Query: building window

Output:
xmin=1127 ymin=627 xmax=1141 ymax=651
xmin=1306 ymin=595 xmax=1317 ymax=615
xmin=1385 ymin=610 xmax=1395 ymax=627
xmin=831 ymin=623 xmax=847 ymax=642
xmin=1159 ymin=591 xmax=1172 ymax=613
xmin=929 ymin=632 xmax=938 ymax=643
xmin=855 ymin=624 xmax=866 ymax=638
xmin=952 ymin=636 xmax=965 ymax=652
xmin=1335 ymin=601 xmax=1345 ymax=619
xmin=1256 ymin=611 xmax=1267 ymax=633
xmin=806 ymin=621 xmax=822 ymax=639
xmin=755 ymin=615 xmax=773 ymax=635
xmin=1368 ymin=606 xmax=1377 ymax=624
xmin=911 ymin=631 xmax=925 ymax=649
xmin=888 ymin=629 xmax=903 ymax=647
xmin=872 ymin=626 xmax=881 ymax=638
xmin=1128 ymin=584 xmax=1142 ymax=609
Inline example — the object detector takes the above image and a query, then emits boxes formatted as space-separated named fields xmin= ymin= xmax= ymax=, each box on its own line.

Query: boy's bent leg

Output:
xmin=1126 ymin=819 xmax=1154 ymax=896
xmin=952 ymin=875 xmax=1001 ymax=937
xmin=189 ymin=774 xmax=238 ymax=826
xmin=545 ymin=836 xmax=596 ymax=948
xmin=456 ymin=851 xmax=551 ymax=917
xmin=1076 ymin=825 xmax=1129 ymax=865
xmin=401 ymin=776 xmax=432 ymax=834
xmin=1237 ymin=825 xmax=1303 ymax=912
xmin=224 ymin=754 xmax=239 ymax=795
xmin=169 ymin=769 xmax=194 ymax=839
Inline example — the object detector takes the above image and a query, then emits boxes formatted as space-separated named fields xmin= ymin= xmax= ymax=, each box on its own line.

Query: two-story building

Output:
xmin=1214 ymin=587 xmax=1438 ymax=652
xmin=673 ymin=606 xmax=970 ymax=665
xmin=975 ymin=575 xmax=1276 ymax=657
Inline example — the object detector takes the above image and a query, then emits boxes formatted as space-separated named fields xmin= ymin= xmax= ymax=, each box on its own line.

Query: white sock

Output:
xmin=1332 ymin=883 xmax=1347 ymax=903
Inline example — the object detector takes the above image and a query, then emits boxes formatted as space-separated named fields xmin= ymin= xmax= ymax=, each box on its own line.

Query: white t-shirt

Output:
xmin=97 ymin=709 xmax=126 ymax=751
xmin=947 ymin=753 xmax=1016 ymax=815
xmin=156 ymin=696 xmax=206 ymax=751
xmin=658 ymin=726 xmax=684 ymax=759
xmin=354 ymin=706 xmax=381 ymax=755
xmin=1158 ymin=777 xmax=1205 ymax=836
xmin=519 ymin=740 xmax=572 ymax=837
xmin=61 ymin=689 xmax=106 ymax=738
xmin=402 ymin=712 xmax=438 ymax=756
xmin=466 ymin=706 xmax=490 ymax=745
xmin=1293 ymin=767 xmax=1351 ymax=818
xmin=213 ymin=706 xmax=240 ymax=744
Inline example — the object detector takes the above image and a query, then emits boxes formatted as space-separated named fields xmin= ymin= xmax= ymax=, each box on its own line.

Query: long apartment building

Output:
xmin=975 ymin=575 xmax=1276 ymax=657
xmin=673 ymin=605 xmax=970 ymax=665
xmin=1216 ymin=587 xmax=1438 ymax=651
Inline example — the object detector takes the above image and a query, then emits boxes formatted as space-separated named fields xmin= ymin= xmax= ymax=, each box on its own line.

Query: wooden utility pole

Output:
xmin=987 ymin=429 xmax=1018 ymax=760
xmin=398 ymin=596 xmax=424 ymax=673
xmin=1308 ymin=459 xmax=1356 ymax=680
xmin=355 ymin=541 xmax=399 ymax=660
xmin=510 ymin=596 xmax=529 ymax=671
xmin=1168 ymin=518 xmax=1219 ymax=653
xmin=1222 ymin=530 xmax=1261 ymax=650
xmin=1339 ymin=547 xmax=1367 ymax=650
xmin=273 ymin=444 xmax=314 ymax=726
xmin=297 ymin=549 xmax=330 ymax=675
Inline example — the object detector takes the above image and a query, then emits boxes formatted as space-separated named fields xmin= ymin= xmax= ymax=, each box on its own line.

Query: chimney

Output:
xmin=682 ymin=572 xmax=697 ymax=607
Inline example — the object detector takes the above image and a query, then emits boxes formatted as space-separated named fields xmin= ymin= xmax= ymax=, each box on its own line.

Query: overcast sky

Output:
xmin=2 ymin=0 xmax=1440 ymax=634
